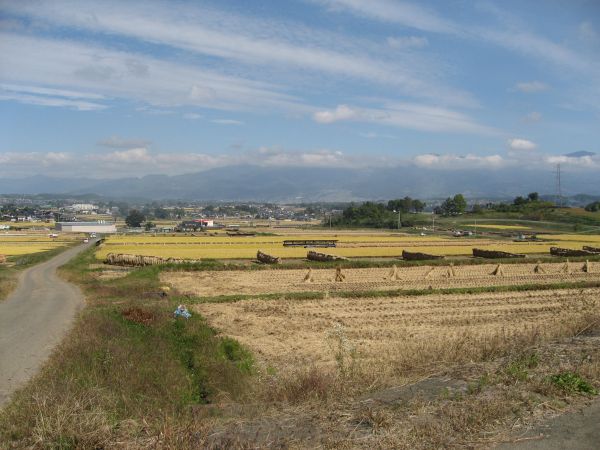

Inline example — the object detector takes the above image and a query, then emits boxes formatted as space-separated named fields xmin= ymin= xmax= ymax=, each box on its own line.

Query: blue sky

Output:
xmin=0 ymin=0 xmax=599 ymax=178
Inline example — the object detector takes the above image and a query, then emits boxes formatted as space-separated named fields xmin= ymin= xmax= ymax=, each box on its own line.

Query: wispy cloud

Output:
xmin=513 ymin=81 xmax=548 ymax=93
xmin=313 ymin=103 xmax=496 ymax=134
xmin=387 ymin=36 xmax=429 ymax=49
xmin=210 ymin=119 xmax=244 ymax=125
xmin=0 ymin=32 xmax=305 ymax=112
xmin=0 ymin=83 xmax=107 ymax=110
xmin=98 ymin=136 xmax=152 ymax=149
xmin=0 ymin=0 xmax=475 ymax=108
xmin=311 ymin=0 xmax=457 ymax=34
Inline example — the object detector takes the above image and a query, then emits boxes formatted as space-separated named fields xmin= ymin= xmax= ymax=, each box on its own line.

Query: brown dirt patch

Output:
xmin=121 ymin=307 xmax=156 ymax=325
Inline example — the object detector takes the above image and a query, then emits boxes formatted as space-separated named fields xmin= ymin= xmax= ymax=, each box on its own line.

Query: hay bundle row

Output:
xmin=256 ymin=250 xmax=280 ymax=264
xmin=583 ymin=246 xmax=600 ymax=253
xmin=104 ymin=253 xmax=199 ymax=267
xmin=402 ymin=250 xmax=444 ymax=261
xmin=550 ymin=247 xmax=598 ymax=257
xmin=473 ymin=248 xmax=526 ymax=259
xmin=306 ymin=250 xmax=348 ymax=262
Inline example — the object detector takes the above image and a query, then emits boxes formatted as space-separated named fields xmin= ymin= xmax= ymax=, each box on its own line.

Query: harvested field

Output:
xmin=162 ymin=260 xmax=600 ymax=296
xmin=195 ymin=287 xmax=600 ymax=370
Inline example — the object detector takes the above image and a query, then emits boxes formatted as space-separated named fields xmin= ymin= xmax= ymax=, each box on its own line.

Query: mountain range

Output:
xmin=1 ymin=165 xmax=599 ymax=202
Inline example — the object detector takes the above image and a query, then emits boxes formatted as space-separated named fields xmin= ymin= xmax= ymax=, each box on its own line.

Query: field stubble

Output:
xmin=162 ymin=261 xmax=600 ymax=297
xmin=195 ymin=287 xmax=600 ymax=387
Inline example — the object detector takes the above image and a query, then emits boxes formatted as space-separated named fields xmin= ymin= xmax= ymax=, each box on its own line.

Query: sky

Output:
xmin=0 ymin=0 xmax=599 ymax=179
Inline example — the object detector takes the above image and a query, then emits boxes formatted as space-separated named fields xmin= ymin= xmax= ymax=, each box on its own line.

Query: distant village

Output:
xmin=0 ymin=195 xmax=328 ymax=233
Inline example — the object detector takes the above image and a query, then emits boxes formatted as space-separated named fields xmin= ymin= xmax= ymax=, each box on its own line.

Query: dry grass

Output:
xmin=162 ymin=261 xmax=600 ymax=296
xmin=3 ymin=246 xmax=600 ymax=449
xmin=195 ymin=288 xmax=600 ymax=379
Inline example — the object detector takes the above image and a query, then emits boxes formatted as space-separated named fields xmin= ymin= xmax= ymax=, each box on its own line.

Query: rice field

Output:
xmin=0 ymin=221 xmax=54 ymax=229
xmin=162 ymin=260 xmax=600 ymax=297
xmin=96 ymin=231 xmax=600 ymax=260
xmin=195 ymin=287 xmax=600 ymax=369
xmin=0 ymin=233 xmax=79 ymax=256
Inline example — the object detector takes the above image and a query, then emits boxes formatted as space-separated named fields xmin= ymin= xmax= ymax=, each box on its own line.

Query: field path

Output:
xmin=496 ymin=399 xmax=600 ymax=450
xmin=0 ymin=241 xmax=92 ymax=407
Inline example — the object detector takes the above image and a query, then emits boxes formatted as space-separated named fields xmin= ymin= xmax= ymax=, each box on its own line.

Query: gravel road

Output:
xmin=0 ymin=241 xmax=91 ymax=407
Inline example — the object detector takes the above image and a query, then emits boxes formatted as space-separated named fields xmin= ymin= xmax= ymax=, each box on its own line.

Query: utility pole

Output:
xmin=397 ymin=210 xmax=401 ymax=230
xmin=432 ymin=213 xmax=435 ymax=233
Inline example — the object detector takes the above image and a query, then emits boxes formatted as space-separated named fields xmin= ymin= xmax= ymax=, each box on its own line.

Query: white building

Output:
xmin=56 ymin=222 xmax=117 ymax=233
xmin=70 ymin=204 xmax=98 ymax=213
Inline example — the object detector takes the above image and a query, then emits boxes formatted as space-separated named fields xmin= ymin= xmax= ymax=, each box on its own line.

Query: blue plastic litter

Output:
xmin=174 ymin=304 xmax=192 ymax=319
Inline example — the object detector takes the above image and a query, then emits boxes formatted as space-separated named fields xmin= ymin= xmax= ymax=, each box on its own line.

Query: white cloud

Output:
xmin=1 ymin=83 xmax=105 ymax=100
xmin=387 ymin=36 xmax=428 ymax=49
xmin=0 ymin=32 xmax=304 ymax=113
xmin=0 ymin=1 xmax=476 ymax=108
xmin=546 ymin=154 xmax=599 ymax=168
xmin=514 ymin=81 xmax=548 ymax=93
xmin=311 ymin=0 xmax=456 ymax=34
xmin=210 ymin=119 xmax=244 ymax=125
xmin=313 ymin=104 xmax=358 ymax=124
xmin=0 ymin=92 xmax=106 ymax=110
xmin=98 ymin=136 xmax=152 ymax=148
xmin=182 ymin=113 xmax=202 ymax=120
xmin=1 ymin=148 xmax=597 ymax=178
xmin=579 ymin=21 xmax=598 ymax=42
xmin=313 ymin=1 xmax=597 ymax=77
xmin=508 ymin=138 xmax=537 ymax=151
xmin=314 ymin=103 xmax=496 ymax=134
xmin=524 ymin=111 xmax=542 ymax=122
xmin=413 ymin=153 xmax=507 ymax=169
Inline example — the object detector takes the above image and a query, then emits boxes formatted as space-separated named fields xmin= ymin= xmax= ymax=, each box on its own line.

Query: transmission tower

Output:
xmin=555 ymin=164 xmax=562 ymax=207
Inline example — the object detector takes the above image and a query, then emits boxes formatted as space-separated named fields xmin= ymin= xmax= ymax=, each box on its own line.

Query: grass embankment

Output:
xmin=0 ymin=245 xmax=79 ymax=301
xmin=2 ymin=249 xmax=600 ymax=448
xmin=0 ymin=248 xmax=254 ymax=448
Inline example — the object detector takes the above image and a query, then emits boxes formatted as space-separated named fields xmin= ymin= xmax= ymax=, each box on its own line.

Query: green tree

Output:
xmin=440 ymin=194 xmax=467 ymax=216
xmin=153 ymin=207 xmax=169 ymax=219
xmin=453 ymin=194 xmax=467 ymax=214
xmin=513 ymin=196 xmax=528 ymax=206
xmin=125 ymin=210 xmax=145 ymax=228
xmin=412 ymin=199 xmax=426 ymax=212
xmin=527 ymin=192 xmax=539 ymax=202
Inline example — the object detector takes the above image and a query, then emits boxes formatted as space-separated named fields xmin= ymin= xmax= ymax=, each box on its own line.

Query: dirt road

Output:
xmin=496 ymin=400 xmax=600 ymax=450
xmin=0 ymin=242 xmax=91 ymax=407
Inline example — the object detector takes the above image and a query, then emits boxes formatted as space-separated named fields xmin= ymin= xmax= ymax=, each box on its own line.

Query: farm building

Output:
xmin=56 ymin=222 xmax=117 ymax=233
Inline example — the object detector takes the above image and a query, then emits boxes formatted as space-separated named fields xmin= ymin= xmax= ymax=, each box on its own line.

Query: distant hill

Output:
xmin=0 ymin=165 xmax=599 ymax=201
xmin=564 ymin=151 xmax=596 ymax=158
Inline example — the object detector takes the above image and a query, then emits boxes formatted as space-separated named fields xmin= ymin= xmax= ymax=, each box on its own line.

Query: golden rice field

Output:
xmin=0 ymin=234 xmax=79 ymax=256
xmin=0 ymin=221 xmax=54 ymax=229
xmin=96 ymin=231 xmax=600 ymax=260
